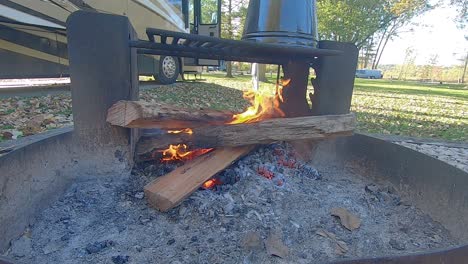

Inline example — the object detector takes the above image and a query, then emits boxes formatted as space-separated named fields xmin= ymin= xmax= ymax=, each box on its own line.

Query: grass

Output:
xmin=352 ymin=79 xmax=467 ymax=141
xmin=144 ymin=73 xmax=467 ymax=142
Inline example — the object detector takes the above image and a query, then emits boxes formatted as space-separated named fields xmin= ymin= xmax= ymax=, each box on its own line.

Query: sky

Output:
xmin=379 ymin=3 xmax=467 ymax=67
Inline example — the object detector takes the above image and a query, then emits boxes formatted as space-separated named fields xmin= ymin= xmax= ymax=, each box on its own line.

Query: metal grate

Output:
xmin=130 ymin=28 xmax=341 ymax=65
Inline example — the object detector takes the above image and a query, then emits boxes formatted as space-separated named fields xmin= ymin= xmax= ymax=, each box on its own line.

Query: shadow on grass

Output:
xmin=141 ymin=81 xmax=249 ymax=112
xmin=355 ymin=84 xmax=468 ymax=100
xmin=353 ymin=92 xmax=468 ymax=106
xmin=355 ymin=110 xmax=467 ymax=141
xmin=356 ymin=105 xmax=468 ymax=121
xmin=356 ymin=79 xmax=468 ymax=91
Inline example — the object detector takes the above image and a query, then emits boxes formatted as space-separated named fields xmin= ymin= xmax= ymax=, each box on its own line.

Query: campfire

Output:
xmin=158 ymin=82 xmax=288 ymax=163
xmin=107 ymin=78 xmax=356 ymax=212
xmin=5 ymin=10 xmax=464 ymax=264
xmin=156 ymin=81 xmax=296 ymax=192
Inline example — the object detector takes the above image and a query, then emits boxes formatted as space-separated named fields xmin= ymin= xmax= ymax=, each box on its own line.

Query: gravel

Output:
xmin=6 ymin=143 xmax=458 ymax=264
xmin=394 ymin=141 xmax=468 ymax=172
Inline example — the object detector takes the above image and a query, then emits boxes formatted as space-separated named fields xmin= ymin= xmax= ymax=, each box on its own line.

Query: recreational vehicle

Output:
xmin=0 ymin=0 xmax=221 ymax=83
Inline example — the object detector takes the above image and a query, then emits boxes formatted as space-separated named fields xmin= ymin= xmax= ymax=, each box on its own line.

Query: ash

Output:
xmin=7 ymin=143 xmax=457 ymax=264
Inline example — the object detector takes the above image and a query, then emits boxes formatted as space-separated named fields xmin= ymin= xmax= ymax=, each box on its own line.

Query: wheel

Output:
xmin=157 ymin=56 xmax=179 ymax=84
xmin=370 ymin=76 xmax=375 ymax=79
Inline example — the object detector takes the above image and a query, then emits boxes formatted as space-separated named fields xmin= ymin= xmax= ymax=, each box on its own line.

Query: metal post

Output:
xmin=280 ymin=60 xmax=312 ymax=117
xmin=311 ymin=41 xmax=358 ymax=115
xmin=67 ymin=11 xmax=139 ymax=176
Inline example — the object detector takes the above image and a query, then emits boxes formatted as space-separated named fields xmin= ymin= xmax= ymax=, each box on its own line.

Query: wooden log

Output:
xmin=106 ymin=100 xmax=233 ymax=129
xmin=144 ymin=146 xmax=255 ymax=211
xmin=137 ymin=113 xmax=355 ymax=156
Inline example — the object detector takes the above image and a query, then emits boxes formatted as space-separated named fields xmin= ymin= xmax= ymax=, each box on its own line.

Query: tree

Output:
xmin=446 ymin=0 xmax=467 ymax=83
xmin=220 ymin=0 xmax=248 ymax=78
xmin=317 ymin=0 xmax=390 ymax=49
xmin=459 ymin=52 xmax=468 ymax=83
xmin=449 ymin=0 xmax=467 ymax=28
xmin=317 ymin=0 xmax=431 ymax=69
xmin=372 ymin=0 xmax=432 ymax=69
xmin=398 ymin=47 xmax=417 ymax=80
xmin=223 ymin=0 xmax=233 ymax=77
xmin=422 ymin=54 xmax=439 ymax=81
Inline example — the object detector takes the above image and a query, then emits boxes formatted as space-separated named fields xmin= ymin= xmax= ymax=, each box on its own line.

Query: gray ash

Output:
xmin=6 ymin=142 xmax=458 ymax=264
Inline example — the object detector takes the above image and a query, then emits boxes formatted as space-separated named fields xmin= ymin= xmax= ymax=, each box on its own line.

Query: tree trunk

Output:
xmin=136 ymin=113 xmax=355 ymax=156
xmin=374 ymin=23 xmax=397 ymax=69
xmin=372 ymin=28 xmax=388 ymax=69
xmin=225 ymin=61 xmax=233 ymax=78
xmin=257 ymin=64 xmax=268 ymax=82
xmin=461 ymin=52 xmax=468 ymax=84
xmin=224 ymin=0 xmax=234 ymax=78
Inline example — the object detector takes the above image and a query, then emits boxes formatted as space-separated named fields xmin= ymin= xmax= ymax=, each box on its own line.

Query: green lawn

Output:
xmin=352 ymin=79 xmax=467 ymax=141
xmin=143 ymin=73 xmax=467 ymax=141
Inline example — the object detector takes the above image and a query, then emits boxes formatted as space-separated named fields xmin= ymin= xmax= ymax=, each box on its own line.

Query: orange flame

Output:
xmin=202 ymin=178 xmax=222 ymax=189
xmin=160 ymin=144 xmax=213 ymax=162
xmin=168 ymin=128 xmax=193 ymax=135
xmin=228 ymin=79 xmax=290 ymax=124
xmin=276 ymin=78 xmax=290 ymax=103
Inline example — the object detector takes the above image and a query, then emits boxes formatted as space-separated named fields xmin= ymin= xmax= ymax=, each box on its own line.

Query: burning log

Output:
xmin=136 ymin=113 xmax=355 ymax=157
xmin=106 ymin=101 xmax=233 ymax=129
xmin=144 ymin=146 xmax=255 ymax=212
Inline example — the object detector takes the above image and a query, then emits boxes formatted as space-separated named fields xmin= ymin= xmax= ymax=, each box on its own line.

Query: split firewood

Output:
xmin=144 ymin=146 xmax=255 ymax=212
xmin=106 ymin=100 xmax=233 ymax=129
xmin=136 ymin=113 xmax=355 ymax=156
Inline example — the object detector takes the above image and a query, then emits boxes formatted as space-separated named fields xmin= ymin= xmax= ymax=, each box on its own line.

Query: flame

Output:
xmin=168 ymin=128 xmax=193 ymax=135
xmin=160 ymin=144 xmax=213 ymax=162
xmin=202 ymin=178 xmax=222 ymax=189
xmin=279 ymin=78 xmax=291 ymax=87
xmin=228 ymin=79 xmax=290 ymax=125
xmin=276 ymin=78 xmax=290 ymax=103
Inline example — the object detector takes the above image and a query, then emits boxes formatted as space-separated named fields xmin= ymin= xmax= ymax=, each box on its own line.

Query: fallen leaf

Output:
xmin=316 ymin=229 xmax=349 ymax=256
xmin=316 ymin=229 xmax=336 ymax=240
xmin=265 ymin=230 xmax=289 ymax=258
xmin=242 ymin=231 xmax=262 ymax=251
xmin=331 ymin=207 xmax=361 ymax=231
xmin=334 ymin=240 xmax=349 ymax=255
xmin=2 ymin=131 xmax=13 ymax=140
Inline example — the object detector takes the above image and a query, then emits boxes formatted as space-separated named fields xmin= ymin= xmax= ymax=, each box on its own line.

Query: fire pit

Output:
xmin=1 ymin=10 xmax=468 ymax=264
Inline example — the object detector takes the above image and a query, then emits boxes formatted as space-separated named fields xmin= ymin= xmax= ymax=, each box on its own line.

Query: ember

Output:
xmin=202 ymin=178 xmax=222 ymax=190
xmin=167 ymin=128 xmax=193 ymax=135
xmin=160 ymin=144 xmax=213 ymax=162
xmin=257 ymin=166 xmax=275 ymax=180
xmin=277 ymin=158 xmax=298 ymax=169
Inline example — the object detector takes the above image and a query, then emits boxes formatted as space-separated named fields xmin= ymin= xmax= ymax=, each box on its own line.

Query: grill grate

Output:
xmin=130 ymin=28 xmax=340 ymax=65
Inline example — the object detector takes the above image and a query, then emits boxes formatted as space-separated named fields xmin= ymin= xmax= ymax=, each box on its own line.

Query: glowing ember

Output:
xmin=278 ymin=158 xmax=298 ymax=169
xmin=228 ymin=79 xmax=290 ymax=124
xmin=160 ymin=144 xmax=213 ymax=162
xmin=257 ymin=166 xmax=275 ymax=180
xmin=167 ymin=128 xmax=193 ymax=135
xmin=202 ymin=178 xmax=222 ymax=189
